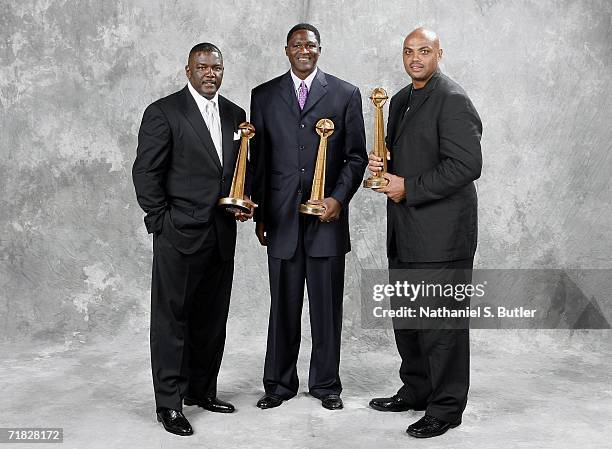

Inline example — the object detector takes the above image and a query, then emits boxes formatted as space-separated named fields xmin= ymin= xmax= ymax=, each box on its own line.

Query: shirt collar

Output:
xmin=187 ymin=81 xmax=219 ymax=111
xmin=290 ymin=67 xmax=318 ymax=93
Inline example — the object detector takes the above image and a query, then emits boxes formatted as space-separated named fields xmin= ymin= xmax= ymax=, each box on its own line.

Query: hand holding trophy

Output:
xmin=218 ymin=122 xmax=257 ymax=220
xmin=363 ymin=87 xmax=389 ymax=189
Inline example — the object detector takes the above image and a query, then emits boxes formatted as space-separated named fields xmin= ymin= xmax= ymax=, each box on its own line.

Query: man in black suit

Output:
xmin=132 ymin=43 xmax=254 ymax=436
xmin=250 ymin=23 xmax=367 ymax=411
xmin=368 ymin=28 xmax=482 ymax=438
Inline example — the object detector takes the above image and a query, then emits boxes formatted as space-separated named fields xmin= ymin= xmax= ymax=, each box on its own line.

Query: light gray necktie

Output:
xmin=205 ymin=101 xmax=222 ymax=166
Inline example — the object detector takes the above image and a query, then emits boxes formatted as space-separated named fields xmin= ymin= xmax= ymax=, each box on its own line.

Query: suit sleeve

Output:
xmin=249 ymin=91 xmax=266 ymax=222
xmin=403 ymin=93 xmax=482 ymax=206
xmin=132 ymin=103 xmax=171 ymax=234
xmin=330 ymin=87 xmax=368 ymax=208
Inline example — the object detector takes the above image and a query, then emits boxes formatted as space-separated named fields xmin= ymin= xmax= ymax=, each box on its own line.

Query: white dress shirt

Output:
xmin=290 ymin=67 xmax=318 ymax=99
xmin=187 ymin=82 xmax=223 ymax=166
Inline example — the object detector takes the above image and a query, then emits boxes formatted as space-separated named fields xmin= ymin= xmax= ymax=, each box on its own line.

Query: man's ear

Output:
xmin=438 ymin=48 xmax=443 ymax=60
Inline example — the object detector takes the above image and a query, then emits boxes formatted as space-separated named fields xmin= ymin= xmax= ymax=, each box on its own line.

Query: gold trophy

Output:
xmin=363 ymin=87 xmax=389 ymax=188
xmin=299 ymin=118 xmax=334 ymax=216
xmin=218 ymin=122 xmax=255 ymax=214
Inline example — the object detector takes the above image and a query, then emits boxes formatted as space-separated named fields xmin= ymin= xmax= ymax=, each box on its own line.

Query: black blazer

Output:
xmin=250 ymin=70 xmax=367 ymax=259
xmin=132 ymin=86 xmax=246 ymax=258
xmin=386 ymin=71 xmax=482 ymax=262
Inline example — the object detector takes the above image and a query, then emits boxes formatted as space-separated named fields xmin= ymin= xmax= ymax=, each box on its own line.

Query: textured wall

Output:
xmin=1 ymin=0 xmax=611 ymax=343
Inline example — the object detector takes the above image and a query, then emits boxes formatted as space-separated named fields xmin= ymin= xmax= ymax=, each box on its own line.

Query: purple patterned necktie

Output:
xmin=298 ymin=80 xmax=308 ymax=110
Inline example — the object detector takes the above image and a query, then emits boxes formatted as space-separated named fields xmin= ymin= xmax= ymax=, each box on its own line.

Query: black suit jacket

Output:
xmin=250 ymin=70 xmax=367 ymax=259
xmin=132 ymin=86 xmax=246 ymax=258
xmin=386 ymin=71 xmax=482 ymax=262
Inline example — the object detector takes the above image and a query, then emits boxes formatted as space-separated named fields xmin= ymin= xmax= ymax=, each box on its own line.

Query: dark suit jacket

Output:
xmin=250 ymin=70 xmax=367 ymax=259
xmin=386 ymin=71 xmax=482 ymax=262
xmin=132 ymin=86 xmax=246 ymax=258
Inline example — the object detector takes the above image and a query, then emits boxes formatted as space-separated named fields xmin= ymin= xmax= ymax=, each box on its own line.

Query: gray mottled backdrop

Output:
xmin=1 ymin=0 xmax=611 ymax=347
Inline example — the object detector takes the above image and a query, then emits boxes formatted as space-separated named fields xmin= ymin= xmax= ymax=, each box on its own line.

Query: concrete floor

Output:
xmin=2 ymin=330 xmax=611 ymax=449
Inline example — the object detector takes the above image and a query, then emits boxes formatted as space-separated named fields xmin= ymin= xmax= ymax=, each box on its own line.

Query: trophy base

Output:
xmin=299 ymin=203 xmax=326 ymax=216
xmin=217 ymin=197 xmax=252 ymax=214
xmin=363 ymin=176 xmax=389 ymax=189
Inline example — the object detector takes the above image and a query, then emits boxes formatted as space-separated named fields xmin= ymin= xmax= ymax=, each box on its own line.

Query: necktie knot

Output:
xmin=206 ymin=101 xmax=215 ymax=116
xmin=298 ymin=81 xmax=308 ymax=110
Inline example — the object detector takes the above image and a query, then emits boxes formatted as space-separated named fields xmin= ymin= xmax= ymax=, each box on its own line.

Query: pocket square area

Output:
xmin=233 ymin=131 xmax=241 ymax=140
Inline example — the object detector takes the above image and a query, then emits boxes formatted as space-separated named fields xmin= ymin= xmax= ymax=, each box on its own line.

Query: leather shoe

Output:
xmin=406 ymin=414 xmax=461 ymax=438
xmin=369 ymin=394 xmax=424 ymax=412
xmin=156 ymin=408 xmax=193 ymax=436
xmin=321 ymin=394 xmax=343 ymax=410
xmin=256 ymin=394 xmax=283 ymax=409
xmin=184 ymin=396 xmax=235 ymax=413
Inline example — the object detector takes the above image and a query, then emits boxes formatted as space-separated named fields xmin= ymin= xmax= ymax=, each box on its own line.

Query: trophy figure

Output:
xmin=218 ymin=122 xmax=255 ymax=214
xmin=299 ymin=118 xmax=334 ymax=216
xmin=363 ymin=87 xmax=389 ymax=188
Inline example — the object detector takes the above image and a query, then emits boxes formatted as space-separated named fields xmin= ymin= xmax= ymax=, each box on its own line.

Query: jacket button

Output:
xmin=297 ymin=189 xmax=302 ymax=194
xmin=299 ymin=124 xmax=305 ymax=129
xmin=221 ymin=176 xmax=226 ymax=183
xmin=300 ymin=168 xmax=305 ymax=172
xmin=299 ymin=145 xmax=305 ymax=150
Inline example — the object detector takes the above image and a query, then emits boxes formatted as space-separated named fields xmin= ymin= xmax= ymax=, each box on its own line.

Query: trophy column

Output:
xmin=299 ymin=118 xmax=334 ymax=216
xmin=218 ymin=122 xmax=255 ymax=213
xmin=363 ymin=88 xmax=389 ymax=189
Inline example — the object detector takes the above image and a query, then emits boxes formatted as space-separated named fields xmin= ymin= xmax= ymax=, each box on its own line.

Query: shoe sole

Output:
xmin=183 ymin=400 xmax=235 ymax=413
xmin=322 ymin=404 xmax=344 ymax=410
xmin=256 ymin=402 xmax=283 ymax=409
xmin=406 ymin=422 xmax=461 ymax=439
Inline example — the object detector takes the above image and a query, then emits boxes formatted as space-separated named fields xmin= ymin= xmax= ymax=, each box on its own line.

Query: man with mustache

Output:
xmin=250 ymin=23 xmax=367 ymax=411
xmin=132 ymin=43 xmax=254 ymax=436
xmin=368 ymin=28 xmax=482 ymax=438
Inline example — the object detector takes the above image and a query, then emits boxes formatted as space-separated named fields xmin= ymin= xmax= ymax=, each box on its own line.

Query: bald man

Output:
xmin=368 ymin=28 xmax=482 ymax=438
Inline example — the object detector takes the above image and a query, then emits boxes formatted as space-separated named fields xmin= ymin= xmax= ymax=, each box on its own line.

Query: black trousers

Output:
xmin=150 ymin=226 xmax=233 ymax=412
xmin=263 ymin=228 xmax=345 ymax=399
xmin=389 ymin=257 xmax=473 ymax=423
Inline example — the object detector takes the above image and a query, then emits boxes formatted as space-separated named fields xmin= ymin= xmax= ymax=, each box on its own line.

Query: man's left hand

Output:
xmin=308 ymin=197 xmax=342 ymax=222
xmin=376 ymin=173 xmax=406 ymax=203
xmin=234 ymin=196 xmax=258 ymax=222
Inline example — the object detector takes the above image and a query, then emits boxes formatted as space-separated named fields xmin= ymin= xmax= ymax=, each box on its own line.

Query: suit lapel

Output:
xmin=393 ymin=72 xmax=441 ymax=145
xmin=179 ymin=86 xmax=222 ymax=172
xmin=301 ymin=69 xmax=327 ymax=116
xmin=388 ymin=87 xmax=411 ymax=146
xmin=219 ymin=96 xmax=236 ymax=176
xmin=279 ymin=71 xmax=301 ymax=116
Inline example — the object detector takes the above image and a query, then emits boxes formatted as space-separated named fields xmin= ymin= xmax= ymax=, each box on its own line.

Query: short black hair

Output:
xmin=188 ymin=42 xmax=222 ymax=60
xmin=286 ymin=23 xmax=321 ymax=46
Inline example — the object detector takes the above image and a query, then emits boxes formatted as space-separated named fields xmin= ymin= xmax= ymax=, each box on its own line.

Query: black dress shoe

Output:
xmin=184 ymin=396 xmax=235 ymax=413
xmin=321 ymin=394 xmax=343 ymax=410
xmin=369 ymin=394 xmax=424 ymax=412
xmin=406 ymin=414 xmax=461 ymax=438
xmin=156 ymin=408 xmax=193 ymax=436
xmin=256 ymin=394 xmax=283 ymax=409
